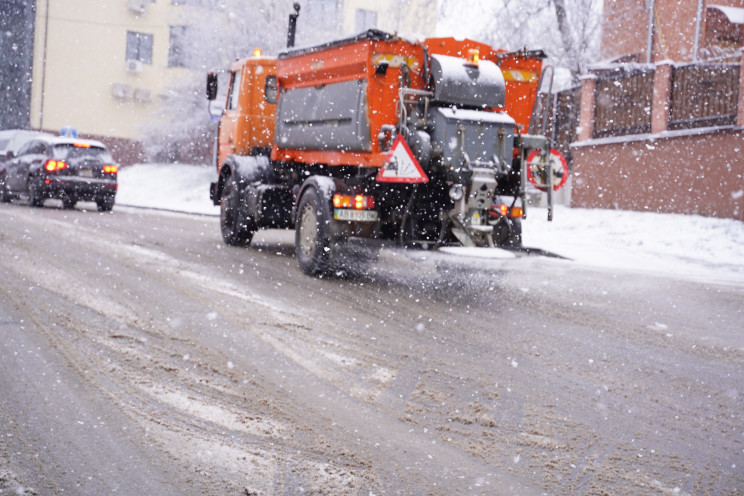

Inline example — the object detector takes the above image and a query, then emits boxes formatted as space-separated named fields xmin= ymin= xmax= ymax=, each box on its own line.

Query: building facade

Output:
xmin=569 ymin=0 xmax=744 ymax=220
xmin=602 ymin=0 xmax=744 ymax=63
xmin=27 ymin=0 xmax=206 ymax=163
xmin=0 ymin=1 xmax=37 ymax=131
xmin=300 ymin=0 xmax=437 ymax=44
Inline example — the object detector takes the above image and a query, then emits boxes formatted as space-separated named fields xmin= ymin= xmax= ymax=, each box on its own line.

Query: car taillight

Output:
xmin=44 ymin=159 xmax=68 ymax=172
xmin=333 ymin=194 xmax=375 ymax=210
xmin=103 ymin=165 xmax=118 ymax=174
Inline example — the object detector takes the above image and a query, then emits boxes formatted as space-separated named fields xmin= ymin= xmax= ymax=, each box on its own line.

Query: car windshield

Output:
xmin=53 ymin=144 xmax=113 ymax=162
xmin=0 ymin=139 xmax=9 ymax=152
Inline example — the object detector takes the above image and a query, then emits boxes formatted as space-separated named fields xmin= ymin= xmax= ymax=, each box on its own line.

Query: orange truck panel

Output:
xmin=424 ymin=37 xmax=545 ymax=133
xmin=271 ymin=33 xmax=426 ymax=168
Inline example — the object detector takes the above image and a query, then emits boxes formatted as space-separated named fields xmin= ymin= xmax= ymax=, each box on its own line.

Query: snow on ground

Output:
xmin=117 ymin=163 xmax=744 ymax=284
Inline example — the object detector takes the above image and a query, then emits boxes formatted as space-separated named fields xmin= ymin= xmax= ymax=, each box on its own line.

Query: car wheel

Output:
xmin=96 ymin=197 xmax=114 ymax=212
xmin=62 ymin=197 xmax=77 ymax=209
xmin=27 ymin=178 xmax=44 ymax=207
xmin=295 ymin=187 xmax=332 ymax=275
xmin=220 ymin=173 xmax=255 ymax=246
xmin=0 ymin=184 xmax=10 ymax=203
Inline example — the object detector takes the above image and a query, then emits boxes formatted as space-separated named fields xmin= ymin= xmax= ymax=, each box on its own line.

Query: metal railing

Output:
xmin=593 ymin=68 xmax=654 ymax=138
xmin=669 ymin=63 xmax=740 ymax=130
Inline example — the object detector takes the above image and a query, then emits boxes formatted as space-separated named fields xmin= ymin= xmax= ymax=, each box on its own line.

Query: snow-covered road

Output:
xmin=1 ymin=190 xmax=742 ymax=494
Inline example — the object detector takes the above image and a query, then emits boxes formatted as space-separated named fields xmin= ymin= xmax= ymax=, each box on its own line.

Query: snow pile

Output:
xmin=117 ymin=163 xmax=744 ymax=284
xmin=523 ymin=206 xmax=744 ymax=283
xmin=117 ymin=163 xmax=219 ymax=215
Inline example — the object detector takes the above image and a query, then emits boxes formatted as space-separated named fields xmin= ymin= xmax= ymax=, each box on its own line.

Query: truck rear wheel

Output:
xmin=295 ymin=187 xmax=331 ymax=275
xmin=220 ymin=174 xmax=255 ymax=246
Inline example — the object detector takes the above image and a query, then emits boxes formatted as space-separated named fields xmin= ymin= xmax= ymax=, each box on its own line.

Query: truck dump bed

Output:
xmin=424 ymin=37 xmax=546 ymax=133
xmin=271 ymin=30 xmax=427 ymax=168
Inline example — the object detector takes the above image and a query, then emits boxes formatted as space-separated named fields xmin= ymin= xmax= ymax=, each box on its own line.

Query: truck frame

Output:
xmin=207 ymin=28 xmax=565 ymax=276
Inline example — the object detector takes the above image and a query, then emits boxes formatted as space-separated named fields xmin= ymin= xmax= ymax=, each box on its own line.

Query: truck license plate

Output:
xmin=334 ymin=209 xmax=378 ymax=222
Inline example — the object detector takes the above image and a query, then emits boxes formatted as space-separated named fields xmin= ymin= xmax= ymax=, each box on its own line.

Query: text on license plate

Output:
xmin=78 ymin=169 xmax=94 ymax=177
xmin=334 ymin=209 xmax=378 ymax=222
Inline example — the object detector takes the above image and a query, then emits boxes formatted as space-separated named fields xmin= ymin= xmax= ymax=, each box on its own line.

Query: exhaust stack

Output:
xmin=287 ymin=3 xmax=300 ymax=48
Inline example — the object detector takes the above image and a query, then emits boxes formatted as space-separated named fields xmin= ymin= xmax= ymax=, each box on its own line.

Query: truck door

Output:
xmin=218 ymin=68 xmax=243 ymax=167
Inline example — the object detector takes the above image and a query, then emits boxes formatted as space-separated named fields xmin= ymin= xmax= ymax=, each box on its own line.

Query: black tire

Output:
xmin=62 ymin=197 xmax=77 ymax=209
xmin=220 ymin=173 xmax=255 ymax=246
xmin=96 ymin=197 xmax=114 ymax=212
xmin=27 ymin=178 xmax=44 ymax=208
xmin=295 ymin=187 xmax=332 ymax=275
xmin=0 ymin=173 xmax=10 ymax=203
xmin=492 ymin=217 xmax=522 ymax=247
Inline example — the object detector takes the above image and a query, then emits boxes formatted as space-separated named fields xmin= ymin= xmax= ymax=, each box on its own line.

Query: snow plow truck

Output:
xmin=207 ymin=16 xmax=567 ymax=276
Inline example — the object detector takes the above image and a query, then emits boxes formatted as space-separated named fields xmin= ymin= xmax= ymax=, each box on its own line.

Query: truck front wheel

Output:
xmin=295 ymin=187 xmax=331 ymax=275
xmin=220 ymin=174 xmax=255 ymax=246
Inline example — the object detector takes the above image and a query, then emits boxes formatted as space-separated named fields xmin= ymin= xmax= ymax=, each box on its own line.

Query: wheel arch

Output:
xmin=294 ymin=175 xmax=336 ymax=225
xmin=216 ymin=154 xmax=272 ymax=204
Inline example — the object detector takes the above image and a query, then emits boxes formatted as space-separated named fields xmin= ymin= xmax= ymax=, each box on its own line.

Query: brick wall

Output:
xmin=570 ymin=52 xmax=744 ymax=221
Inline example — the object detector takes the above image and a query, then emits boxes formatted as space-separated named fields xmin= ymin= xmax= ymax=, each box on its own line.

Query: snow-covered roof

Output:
xmin=708 ymin=5 xmax=744 ymax=25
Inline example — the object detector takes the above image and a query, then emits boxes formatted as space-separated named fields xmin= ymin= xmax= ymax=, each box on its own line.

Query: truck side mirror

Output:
xmin=206 ymin=72 xmax=218 ymax=101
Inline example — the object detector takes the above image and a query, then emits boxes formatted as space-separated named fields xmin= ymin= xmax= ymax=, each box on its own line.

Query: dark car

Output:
xmin=0 ymin=135 xmax=118 ymax=211
xmin=0 ymin=130 xmax=54 ymax=197
xmin=0 ymin=130 xmax=54 ymax=164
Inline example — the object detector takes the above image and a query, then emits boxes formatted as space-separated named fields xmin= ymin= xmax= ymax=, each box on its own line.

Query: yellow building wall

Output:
xmin=30 ymin=0 xmax=194 ymax=141
xmin=340 ymin=0 xmax=437 ymax=38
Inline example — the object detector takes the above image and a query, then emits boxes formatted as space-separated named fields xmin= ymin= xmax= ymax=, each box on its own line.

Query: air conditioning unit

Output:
xmin=134 ymin=88 xmax=152 ymax=103
xmin=111 ymin=82 xmax=133 ymax=100
xmin=128 ymin=0 xmax=147 ymax=14
xmin=126 ymin=59 xmax=143 ymax=74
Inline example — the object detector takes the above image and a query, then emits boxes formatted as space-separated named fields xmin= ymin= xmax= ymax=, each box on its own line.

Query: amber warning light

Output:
xmin=253 ymin=48 xmax=262 ymax=57
xmin=333 ymin=194 xmax=375 ymax=210
xmin=466 ymin=48 xmax=480 ymax=66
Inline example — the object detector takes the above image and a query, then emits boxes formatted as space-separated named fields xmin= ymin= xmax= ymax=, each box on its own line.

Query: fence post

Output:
xmin=738 ymin=50 xmax=744 ymax=127
xmin=577 ymin=74 xmax=597 ymax=141
xmin=652 ymin=61 xmax=673 ymax=134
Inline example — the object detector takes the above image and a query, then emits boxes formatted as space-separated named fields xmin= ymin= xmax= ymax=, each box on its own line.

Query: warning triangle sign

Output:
xmin=376 ymin=135 xmax=429 ymax=183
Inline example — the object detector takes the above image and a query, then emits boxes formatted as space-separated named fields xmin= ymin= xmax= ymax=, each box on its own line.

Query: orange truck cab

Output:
xmin=215 ymin=55 xmax=277 ymax=168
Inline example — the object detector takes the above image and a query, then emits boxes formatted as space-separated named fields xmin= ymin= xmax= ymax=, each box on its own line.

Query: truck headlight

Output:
xmin=449 ymin=184 xmax=464 ymax=201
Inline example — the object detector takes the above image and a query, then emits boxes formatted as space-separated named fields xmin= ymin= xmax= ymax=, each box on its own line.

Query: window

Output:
xmin=126 ymin=31 xmax=153 ymax=64
xmin=53 ymin=145 xmax=113 ymax=163
xmin=16 ymin=141 xmax=33 ymax=156
xmin=308 ymin=0 xmax=340 ymax=28
xmin=355 ymin=9 xmax=377 ymax=32
xmin=265 ymin=76 xmax=277 ymax=104
xmin=168 ymin=26 xmax=189 ymax=67
xmin=20 ymin=141 xmax=45 ymax=156
xmin=226 ymin=71 xmax=241 ymax=110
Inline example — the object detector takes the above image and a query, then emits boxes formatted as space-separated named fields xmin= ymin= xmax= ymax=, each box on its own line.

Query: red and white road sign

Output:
xmin=376 ymin=135 xmax=429 ymax=183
